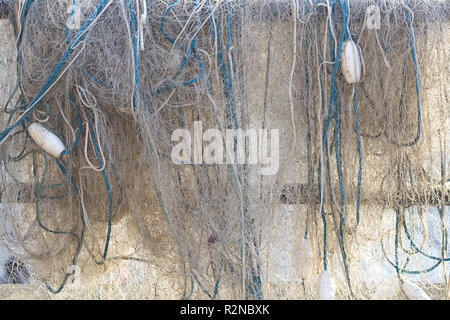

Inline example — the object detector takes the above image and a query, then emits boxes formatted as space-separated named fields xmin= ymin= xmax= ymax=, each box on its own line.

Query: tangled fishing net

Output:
xmin=0 ymin=0 xmax=448 ymax=299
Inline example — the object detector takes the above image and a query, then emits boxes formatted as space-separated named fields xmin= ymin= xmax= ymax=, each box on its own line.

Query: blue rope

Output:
xmin=318 ymin=0 xmax=348 ymax=271
xmin=0 ymin=0 xmax=112 ymax=143
xmin=38 ymin=156 xmax=87 ymax=293
xmin=403 ymin=207 xmax=450 ymax=262
xmin=148 ymin=0 xmax=204 ymax=98
xmin=65 ymin=1 xmax=113 ymax=87
xmin=126 ymin=0 xmax=140 ymax=111
xmin=353 ymin=90 xmax=362 ymax=226
xmin=212 ymin=2 xmax=238 ymax=129
xmin=316 ymin=0 xmax=355 ymax=298
xmin=382 ymin=1 xmax=427 ymax=279
xmin=332 ymin=0 xmax=347 ymax=236
xmin=402 ymin=1 xmax=422 ymax=147
xmin=381 ymin=238 xmax=442 ymax=275
xmin=81 ymin=67 xmax=113 ymax=89
xmin=315 ymin=6 xmax=328 ymax=271
xmin=141 ymin=2 xmax=207 ymax=287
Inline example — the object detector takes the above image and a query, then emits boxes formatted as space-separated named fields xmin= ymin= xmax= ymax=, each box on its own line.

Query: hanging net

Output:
xmin=0 ymin=0 xmax=448 ymax=299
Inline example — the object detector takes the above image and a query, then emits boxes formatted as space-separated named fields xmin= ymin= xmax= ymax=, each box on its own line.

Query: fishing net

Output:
xmin=0 ymin=0 xmax=448 ymax=299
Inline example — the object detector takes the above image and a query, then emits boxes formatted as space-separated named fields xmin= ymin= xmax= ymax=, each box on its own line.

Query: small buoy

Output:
xmin=296 ymin=238 xmax=313 ymax=279
xmin=341 ymin=40 xmax=362 ymax=84
xmin=318 ymin=270 xmax=336 ymax=300
xmin=402 ymin=280 xmax=431 ymax=300
xmin=28 ymin=123 xmax=65 ymax=158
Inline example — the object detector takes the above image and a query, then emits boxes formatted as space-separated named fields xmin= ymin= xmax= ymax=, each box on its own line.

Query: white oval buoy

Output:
xmin=28 ymin=123 xmax=65 ymax=158
xmin=318 ymin=270 xmax=336 ymax=300
xmin=296 ymin=238 xmax=313 ymax=279
xmin=341 ymin=40 xmax=362 ymax=84
xmin=402 ymin=280 xmax=431 ymax=300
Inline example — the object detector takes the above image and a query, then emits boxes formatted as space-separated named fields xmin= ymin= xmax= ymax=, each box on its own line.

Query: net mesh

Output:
xmin=0 ymin=0 xmax=448 ymax=299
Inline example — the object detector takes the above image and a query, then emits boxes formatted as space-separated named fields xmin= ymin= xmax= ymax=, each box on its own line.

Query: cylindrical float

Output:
xmin=28 ymin=123 xmax=65 ymax=158
xmin=341 ymin=40 xmax=362 ymax=84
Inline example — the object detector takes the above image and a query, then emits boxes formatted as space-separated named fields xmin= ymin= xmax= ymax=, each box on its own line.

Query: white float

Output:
xmin=28 ymin=123 xmax=65 ymax=158
xmin=341 ymin=40 xmax=362 ymax=84
xmin=402 ymin=280 xmax=431 ymax=300
xmin=318 ymin=270 xmax=336 ymax=300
